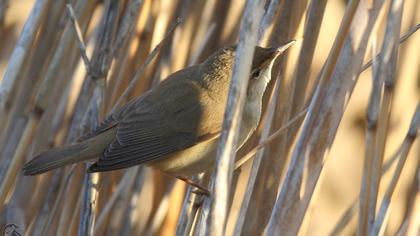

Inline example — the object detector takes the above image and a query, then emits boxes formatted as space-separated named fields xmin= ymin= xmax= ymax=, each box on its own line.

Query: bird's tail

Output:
xmin=22 ymin=127 xmax=116 ymax=175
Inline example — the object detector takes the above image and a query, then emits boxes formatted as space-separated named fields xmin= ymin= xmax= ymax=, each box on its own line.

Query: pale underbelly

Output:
xmin=148 ymin=138 xmax=218 ymax=176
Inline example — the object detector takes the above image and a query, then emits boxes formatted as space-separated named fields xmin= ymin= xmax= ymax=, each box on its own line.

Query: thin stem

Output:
xmin=66 ymin=4 xmax=92 ymax=76
xmin=111 ymin=18 xmax=182 ymax=113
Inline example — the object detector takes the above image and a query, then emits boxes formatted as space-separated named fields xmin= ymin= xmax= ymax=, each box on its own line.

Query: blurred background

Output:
xmin=0 ymin=0 xmax=419 ymax=235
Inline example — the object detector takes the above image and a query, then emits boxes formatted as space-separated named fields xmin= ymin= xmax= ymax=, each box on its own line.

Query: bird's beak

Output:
xmin=274 ymin=40 xmax=297 ymax=56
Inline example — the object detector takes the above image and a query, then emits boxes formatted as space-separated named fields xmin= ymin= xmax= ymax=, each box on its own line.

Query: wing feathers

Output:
xmin=89 ymin=74 xmax=223 ymax=172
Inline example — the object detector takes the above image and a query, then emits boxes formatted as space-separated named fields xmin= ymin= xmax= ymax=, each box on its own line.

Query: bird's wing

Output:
xmin=88 ymin=77 xmax=221 ymax=172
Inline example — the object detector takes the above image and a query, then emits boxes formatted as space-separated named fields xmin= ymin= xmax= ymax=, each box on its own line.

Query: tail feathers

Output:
xmin=22 ymin=143 xmax=94 ymax=175
xmin=23 ymin=127 xmax=117 ymax=175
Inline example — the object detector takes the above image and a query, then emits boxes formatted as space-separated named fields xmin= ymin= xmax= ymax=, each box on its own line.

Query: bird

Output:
xmin=22 ymin=41 xmax=295 ymax=190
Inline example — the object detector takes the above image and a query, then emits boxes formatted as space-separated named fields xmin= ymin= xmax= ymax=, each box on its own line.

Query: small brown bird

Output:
xmin=22 ymin=42 xmax=295 ymax=183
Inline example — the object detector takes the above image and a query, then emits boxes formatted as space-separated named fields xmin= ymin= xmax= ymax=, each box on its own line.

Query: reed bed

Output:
xmin=0 ymin=0 xmax=419 ymax=235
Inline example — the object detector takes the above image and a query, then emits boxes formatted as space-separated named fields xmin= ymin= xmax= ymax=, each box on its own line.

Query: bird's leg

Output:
xmin=176 ymin=176 xmax=210 ymax=196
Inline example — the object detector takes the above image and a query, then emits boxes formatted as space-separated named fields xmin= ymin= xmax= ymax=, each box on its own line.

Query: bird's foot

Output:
xmin=192 ymin=188 xmax=210 ymax=196
xmin=176 ymin=176 xmax=210 ymax=196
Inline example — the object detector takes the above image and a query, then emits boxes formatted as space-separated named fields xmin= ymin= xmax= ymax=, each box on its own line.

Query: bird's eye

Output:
xmin=252 ymin=69 xmax=261 ymax=79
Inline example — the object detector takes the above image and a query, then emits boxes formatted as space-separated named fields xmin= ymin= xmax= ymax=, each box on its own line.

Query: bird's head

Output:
xmin=200 ymin=40 xmax=296 ymax=98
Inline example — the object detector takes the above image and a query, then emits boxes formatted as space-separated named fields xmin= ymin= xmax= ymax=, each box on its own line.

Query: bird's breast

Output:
xmin=238 ymin=98 xmax=262 ymax=147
